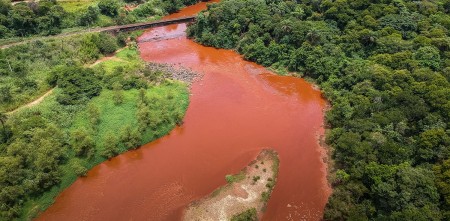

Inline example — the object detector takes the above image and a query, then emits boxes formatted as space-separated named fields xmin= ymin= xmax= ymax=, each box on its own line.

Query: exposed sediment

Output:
xmin=183 ymin=149 xmax=279 ymax=221
xmin=145 ymin=62 xmax=203 ymax=86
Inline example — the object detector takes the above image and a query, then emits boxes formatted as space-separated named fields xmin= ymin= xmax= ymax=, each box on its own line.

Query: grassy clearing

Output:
xmin=95 ymin=47 xmax=141 ymax=72
xmin=58 ymin=0 xmax=101 ymax=13
xmin=72 ymin=83 xmax=189 ymax=152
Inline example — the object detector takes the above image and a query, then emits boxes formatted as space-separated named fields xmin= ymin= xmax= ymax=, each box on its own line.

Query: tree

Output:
xmin=416 ymin=128 xmax=450 ymax=163
xmin=112 ymin=82 xmax=124 ymax=105
xmin=10 ymin=4 xmax=36 ymax=36
xmin=71 ymin=128 xmax=95 ymax=158
xmin=101 ymin=133 xmax=119 ymax=159
xmin=434 ymin=159 xmax=450 ymax=220
xmin=79 ymin=6 xmax=99 ymax=26
xmin=414 ymin=46 xmax=441 ymax=70
xmin=121 ymin=126 xmax=140 ymax=149
xmin=0 ymin=86 xmax=11 ymax=103
xmin=0 ymin=0 xmax=11 ymax=15
xmin=98 ymin=0 xmax=120 ymax=17
xmin=55 ymin=66 xmax=102 ymax=105
xmin=37 ymin=5 xmax=66 ymax=35
xmin=95 ymin=33 xmax=118 ymax=54
xmin=70 ymin=159 xmax=88 ymax=177
xmin=87 ymin=103 xmax=101 ymax=129
xmin=136 ymin=103 xmax=151 ymax=132
xmin=138 ymin=88 xmax=148 ymax=105
xmin=0 ymin=112 xmax=8 ymax=142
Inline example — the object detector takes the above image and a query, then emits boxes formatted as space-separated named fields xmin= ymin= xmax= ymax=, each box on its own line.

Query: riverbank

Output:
xmin=183 ymin=149 xmax=279 ymax=221
xmin=0 ymin=30 xmax=195 ymax=220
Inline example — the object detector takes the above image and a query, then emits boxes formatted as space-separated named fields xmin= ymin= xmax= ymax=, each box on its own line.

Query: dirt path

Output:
xmin=183 ymin=149 xmax=279 ymax=221
xmin=11 ymin=0 xmax=37 ymax=5
xmin=7 ymin=88 xmax=54 ymax=115
xmin=89 ymin=56 xmax=124 ymax=67
xmin=7 ymin=46 xmax=128 ymax=115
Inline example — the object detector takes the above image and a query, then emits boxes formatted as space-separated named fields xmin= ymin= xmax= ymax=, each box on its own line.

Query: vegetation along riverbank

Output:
xmin=0 ymin=28 xmax=195 ymax=220
xmin=187 ymin=0 xmax=449 ymax=220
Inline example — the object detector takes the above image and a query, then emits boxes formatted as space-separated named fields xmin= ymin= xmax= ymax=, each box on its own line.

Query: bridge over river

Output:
xmin=103 ymin=16 xmax=196 ymax=33
xmin=0 ymin=16 xmax=196 ymax=49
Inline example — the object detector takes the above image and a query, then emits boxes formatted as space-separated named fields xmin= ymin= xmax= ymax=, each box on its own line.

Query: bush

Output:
xmin=101 ymin=133 xmax=119 ymax=159
xmin=71 ymin=159 xmax=88 ymax=177
xmin=231 ymin=208 xmax=257 ymax=221
xmin=71 ymin=128 xmax=96 ymax=158
xmin=261 ymin=191 xmax=270 ymax=202
xmin=54 ymin=66 xmax=102 ymax=105
xmin=225 ymin=172 xmax=246 ymax=183
xmin=95 ymin=33 xmax=119 ymax=54
xmin=112 ymin=82 xmax=124 ymax=105
xmin=79 ymin=6 xmax=100 ymax=26
xmin=121 ymin=126 xmax=141 ymax=149
xmin=98 ymin=0 xmax=120 ymax=17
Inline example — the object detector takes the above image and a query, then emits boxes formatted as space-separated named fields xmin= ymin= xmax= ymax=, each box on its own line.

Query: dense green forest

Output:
xmin=0 ymin=0 xmax=200 ymax=41
xmin=188 ymin=0 xmax=450 ymax=220
xmin=0 ymin=31 xmax=190 ymax=220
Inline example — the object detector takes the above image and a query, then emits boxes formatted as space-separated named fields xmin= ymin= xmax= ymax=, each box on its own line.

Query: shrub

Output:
xmin=98 ymin=0 xmax=120 ymax=16
xmin=231 ymin=208 xmax=257 ymax=221
xmin=71 ymin=128 xmax=95 ymax=158
xmin=101 ymin=133 xmax=119 ymax=159
xmin=79 ymin=6 xmax=100 ymax=26
xmin=112 ymin=82 xmax=124 ymax=105
xmin=71 ymin=159 xmax=88 ymax=177
xmin=261 ymin=191 xmax=270 ymax=202
xmin=55 ymin=66 xmax=102 ymax=105
xmin=121 ymin=126 xmax=141 ymax=149
xmin=95 ymin=33 xmax=119 ymax=54
xmin=225 ymin=172 xmax=245 ymax=183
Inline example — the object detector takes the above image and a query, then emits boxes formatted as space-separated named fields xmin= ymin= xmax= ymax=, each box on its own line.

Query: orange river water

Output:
xmin=36 ymin=1 xmax=331 ymax=220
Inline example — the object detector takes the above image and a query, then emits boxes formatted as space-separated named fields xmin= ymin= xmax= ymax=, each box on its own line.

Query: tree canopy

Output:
xmin=188 ymin=0 xmax=450 ymax=219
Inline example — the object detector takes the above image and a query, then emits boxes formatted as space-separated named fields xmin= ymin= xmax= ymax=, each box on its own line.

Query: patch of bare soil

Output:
xmin=183 ymin=149 xmax=279 ymax=221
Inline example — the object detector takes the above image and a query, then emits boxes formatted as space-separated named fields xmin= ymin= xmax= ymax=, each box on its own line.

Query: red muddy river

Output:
xmin=37 ymin=1 xmax=331 ymax=220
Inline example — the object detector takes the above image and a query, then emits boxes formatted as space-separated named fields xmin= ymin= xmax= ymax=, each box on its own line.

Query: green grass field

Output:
xmin=58 ymin=0 xmax=101 ymax=13
xmin=72 ymin=84 xmax=189 ymax=152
